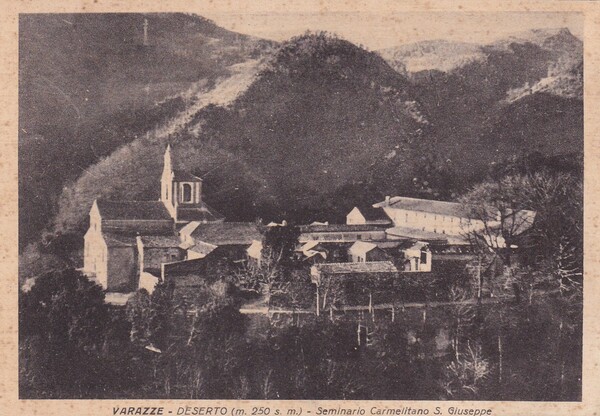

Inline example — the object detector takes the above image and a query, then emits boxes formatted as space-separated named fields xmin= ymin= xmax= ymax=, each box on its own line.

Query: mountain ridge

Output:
xmin=19 ymin=22 xmax=583 ymax=280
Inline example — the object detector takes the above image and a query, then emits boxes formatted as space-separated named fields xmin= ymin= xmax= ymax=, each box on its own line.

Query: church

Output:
xmin=83 ymin=145 xmax=536 ymax=297
xmin=82 ymin=145 xmax=260 ymax=293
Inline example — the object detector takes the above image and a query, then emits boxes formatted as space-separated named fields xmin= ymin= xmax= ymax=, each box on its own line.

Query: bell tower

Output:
xmin=160 ymin=144 xmax=205 ymax=223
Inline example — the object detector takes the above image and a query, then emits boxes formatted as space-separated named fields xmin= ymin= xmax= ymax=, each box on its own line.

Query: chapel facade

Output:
xmin=82 ymin=145 xmax=225 ymax=292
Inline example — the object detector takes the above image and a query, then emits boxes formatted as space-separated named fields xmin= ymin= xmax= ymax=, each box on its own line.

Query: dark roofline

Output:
xmin=300 ymin=224 xmax=386 ymax=233
xmin=351 ymin=205 xmax=391 ymax=221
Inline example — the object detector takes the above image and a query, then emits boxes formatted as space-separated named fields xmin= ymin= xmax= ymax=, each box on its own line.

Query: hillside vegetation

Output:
xmin=19 ymin=13 xmax=275 ymax=249
xmin=53 ymin=32 xmax=432 ymax=235
xmin=20 ymin=22 xmax=583 ymax=280
xmin=53 ymin=29 xmax=583 ymax=239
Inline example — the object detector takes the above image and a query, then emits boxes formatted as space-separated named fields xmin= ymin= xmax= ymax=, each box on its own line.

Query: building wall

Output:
xmin=143 ymin=247 xmax=184 ymax=270
xmin=106 ymin=247 xmax=137 ymax=292
xmin=350 ymin=247 xmax=388 ymax=263
xmin=404 ymin=247 xmax=432 ymax=272
xmin=163 ymin=257 xmax=207 ymax=281
xmin=383 ymin=207 xmax=486 ymax=236
xmin=139 ymin=271 xmax=160 ymax=294
xmin=83 ymin=229 xmax=108 ymax=288
xmin=366 ymin=248 xmax=389 ymax=262
xmin=346 ymin=208 xmax=366 ymax=225
xmin=300 ymin=230 xmax=386 ymax=243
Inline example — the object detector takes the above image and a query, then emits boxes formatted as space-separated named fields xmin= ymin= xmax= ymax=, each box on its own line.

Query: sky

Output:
xmin=200 ymin=11 xmax=583 ymax=50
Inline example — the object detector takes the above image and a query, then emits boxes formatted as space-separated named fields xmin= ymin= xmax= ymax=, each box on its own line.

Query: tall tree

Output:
xmin=19 ymin=268 xmax=110 ymax=397
xmin=459 ymin=171 xmax=582 ymax=293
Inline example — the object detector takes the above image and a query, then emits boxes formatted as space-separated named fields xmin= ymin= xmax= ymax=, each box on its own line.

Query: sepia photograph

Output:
xmin=14 ymin=5 xmax=587 ymax=405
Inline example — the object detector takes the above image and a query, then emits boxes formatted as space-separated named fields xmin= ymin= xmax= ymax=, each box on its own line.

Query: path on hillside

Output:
xmin=152 ymin=59 xmax=261 ymax=140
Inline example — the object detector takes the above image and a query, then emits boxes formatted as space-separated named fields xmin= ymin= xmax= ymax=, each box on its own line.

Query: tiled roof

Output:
xmin=348 ymin=241 xmax=379 ymax=255
xmin=138 ymin=235 xmax=181 ymax=248
xmin=177 ymin=202 xmax=225 ymax=222
xmin=172 ymin=170 xmax=203 ymax=182
xmin=374 ymin=196 xmax=471 ymax=218
xmin=103 ymin=233 xmax=136 ymax=247
xmin=299 ymin=224 xmax=386 ymax=233
xmin=352 ymin=206 xmax=391 ymax=222
xmin=97 ymin=200 xmax=172 ymax=221
xmin=187 ymin=241 xmax=218 ymax=256
xmin=190 ymin=222 xmax=262 ymax=246
xmin=312 ymin=261 xmax=398 ymax=275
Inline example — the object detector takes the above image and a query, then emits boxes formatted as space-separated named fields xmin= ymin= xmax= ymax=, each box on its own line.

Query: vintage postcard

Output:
xmin=1 ymin=0 xmax=599 ymax=415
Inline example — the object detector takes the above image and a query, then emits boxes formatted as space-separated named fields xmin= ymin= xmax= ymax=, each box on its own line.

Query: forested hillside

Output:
xmin=19 ymin=13 xmax=275 ymax=249
xmin=19 ymin=19 xmax=583 ymax=280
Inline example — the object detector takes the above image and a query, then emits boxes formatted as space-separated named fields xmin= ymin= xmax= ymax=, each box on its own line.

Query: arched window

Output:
xmin=182 ymin=183 xmax=192 ymax=203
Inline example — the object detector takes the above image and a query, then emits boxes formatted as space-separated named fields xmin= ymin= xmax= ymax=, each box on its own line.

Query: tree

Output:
xmin=263 ymin=224 xmax=300 ymax=266
xmin=440 ymin=342 xmax=491 ymax=399
xmin=234 ymin=224 xmax=301 ymax=307
xmin=459 ymin=171 xmax=582 ymax=294
xmin=459 ymin=175 xmax=537 ymax=266
xmin=19 ymin=268 xmax=110 ymax=397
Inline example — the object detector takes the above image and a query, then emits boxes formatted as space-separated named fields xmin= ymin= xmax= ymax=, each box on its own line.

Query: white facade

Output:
xmin=161 ymin=145 xmax=177 ymax=219
xmin=83 ymin=201 xmax=108 ymax=288
xmin=346 ymin=207 xmax=367 ymax=225
xmin=382 ymin=206 xmax=484 ymax=236
xmin=403 ymin=241 xmax=432 ymax=272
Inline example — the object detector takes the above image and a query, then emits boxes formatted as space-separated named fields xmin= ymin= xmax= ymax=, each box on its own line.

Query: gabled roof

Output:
xmin=96 ymin=200 xmax=172 ymax=221
xmin=172 ymin=170 xmax=203 ymax=182
xmin=190 ymin=222 xmax=262 ymax=246
xmin=179 ymin=221 xmax=201 ymax=237
xmin=300 ymin=241 xmax=327 ymax=253
xmin=177 ymin=202 xmax=225 ymax=223
xmin=350 ymin=206 xmax=391 ymax=222
xmin=374 ymin=196 xmax=471 ymax=218
xmin=138 ymin=235 xmax=181 ymax=248
xmin=103 ymin=233 xmax=136 ymax=248
xmin=187 ymin=241 xmax=218 ymax=257
xmin=348 ymin=241 xmax=379 ymax=255
xmin=405 ymin=241 xmax=430 ymax=252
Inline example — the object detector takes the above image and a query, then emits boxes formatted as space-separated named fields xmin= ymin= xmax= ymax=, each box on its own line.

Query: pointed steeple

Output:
xmin=163 ymin=143 xmax=173 ymax=178
xmin=161 ymin=144 xmax=176 ymax=219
